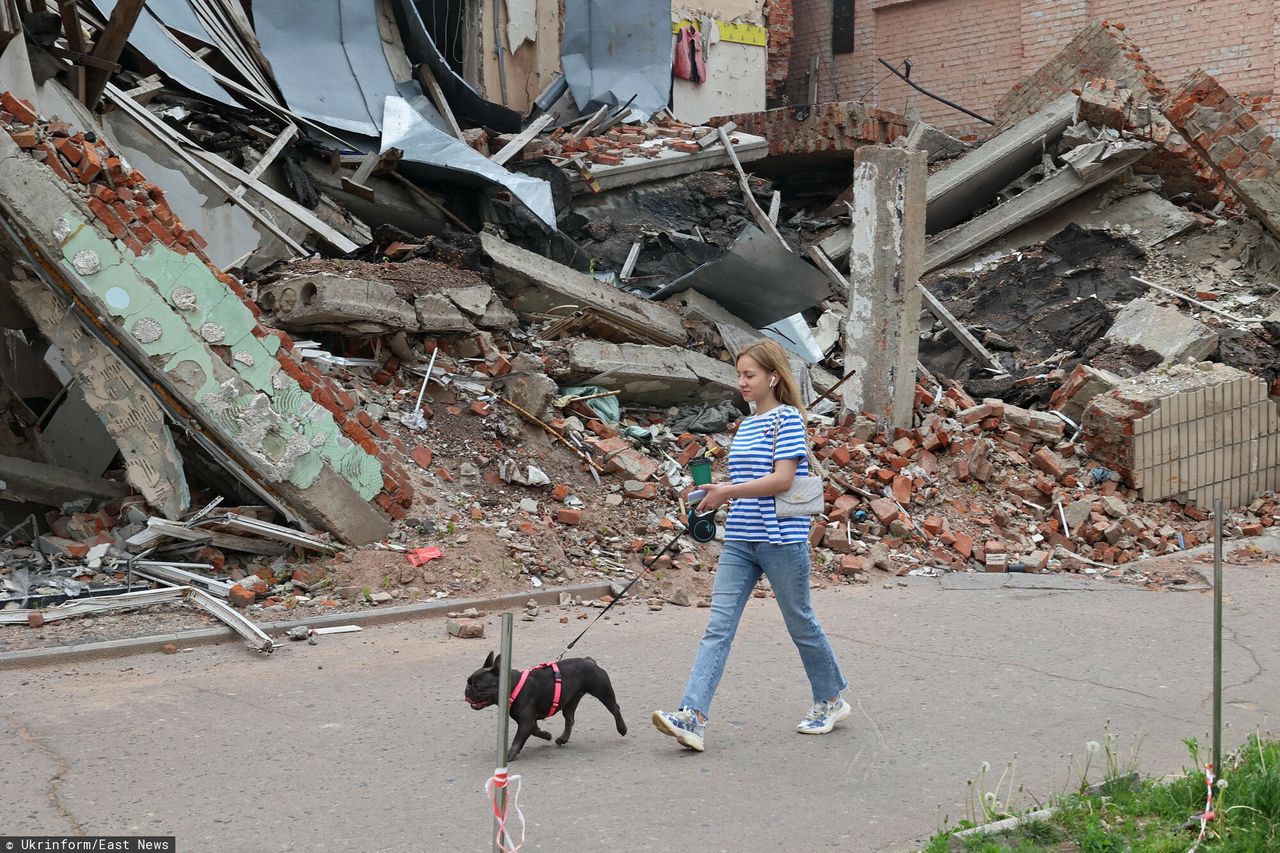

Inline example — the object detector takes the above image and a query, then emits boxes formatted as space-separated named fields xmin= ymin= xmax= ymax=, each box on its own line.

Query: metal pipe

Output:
xmin=1212 ymin=498 xmax=1224 ymax=773
xmin=494 ymin=612 xmax=514 ymax=851
xmin=877 ymin=58 xmax=995 ymax=125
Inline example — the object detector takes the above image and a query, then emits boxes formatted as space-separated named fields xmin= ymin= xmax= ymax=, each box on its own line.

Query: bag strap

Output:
xmin=770 ymin=406 xmax=820 ymax=477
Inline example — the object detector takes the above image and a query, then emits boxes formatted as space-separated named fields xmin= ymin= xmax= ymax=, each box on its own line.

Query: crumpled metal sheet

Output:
xmin=561 ymin=0 xmax=671 ymax=121
xmin=392 ymin=0 xmax=522 ymax=133
xmin=142 ymin=0 xmax=212 ymax=41
xmin=653 ymin=225 xmax=835 ymax=329
xmin=381 ymin=96 xmax=557 ymax=228
xmin=253 ymin=0 xmax=403 ymax=136
xmin=89 ymin=0 xmax=238 ymax=106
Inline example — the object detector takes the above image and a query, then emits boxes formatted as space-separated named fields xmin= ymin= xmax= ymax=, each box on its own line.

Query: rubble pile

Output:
xmin=5 ymin=10 xmax=1280 ymax=646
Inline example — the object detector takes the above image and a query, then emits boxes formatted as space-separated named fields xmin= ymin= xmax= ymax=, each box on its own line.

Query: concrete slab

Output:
xmin=926 ymin=94 xmax=1078 ymax=234
xmin=923 ymin=140 xmax=1152 ymax=274
xmin=1104 ymin=298 xmax=1218 ymax=364
xmin=563 ymin=339 xmax=739 ymax=405
xmin=259 ymin=273 xmax=419 ymax=334
xmin=482 ymin=232 xmax=685 ymax=346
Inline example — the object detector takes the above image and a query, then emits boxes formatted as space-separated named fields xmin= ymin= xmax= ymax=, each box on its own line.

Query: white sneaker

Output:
xmin=797 ymin=697 xmax=851 ymax=734
xmin=652 ymin=707 xmax=706 ymax=751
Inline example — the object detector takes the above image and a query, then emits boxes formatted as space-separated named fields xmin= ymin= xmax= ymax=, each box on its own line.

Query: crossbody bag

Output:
xmin=770 ymin=409 xmax=824 ymax=517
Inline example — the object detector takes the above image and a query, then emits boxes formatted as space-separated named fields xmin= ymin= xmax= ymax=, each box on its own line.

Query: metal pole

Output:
xmin=493 ymin=613 xmax=514 ymax=852
xmin=1212 ymin=498 xmax=1224 ymax=774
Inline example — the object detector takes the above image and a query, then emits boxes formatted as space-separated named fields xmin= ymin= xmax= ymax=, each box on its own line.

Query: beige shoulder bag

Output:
xmin=770 ymin=409 xmax=824 ymax=517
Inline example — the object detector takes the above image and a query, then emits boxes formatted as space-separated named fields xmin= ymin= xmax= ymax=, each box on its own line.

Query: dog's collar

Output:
xmin=510 ymin=661 xmax=562 ymax=718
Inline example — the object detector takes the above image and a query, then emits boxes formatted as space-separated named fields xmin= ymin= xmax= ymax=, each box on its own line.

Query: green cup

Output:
xmin=689 ymin=457 xmax=713 ymax=486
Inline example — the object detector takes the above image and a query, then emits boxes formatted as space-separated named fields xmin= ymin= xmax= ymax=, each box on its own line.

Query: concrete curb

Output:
xmin=0 ymin=582 xmax=614 ymax=669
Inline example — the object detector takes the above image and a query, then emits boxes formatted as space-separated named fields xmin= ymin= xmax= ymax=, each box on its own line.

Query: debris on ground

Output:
xmin=3 ymin=13 xmax=1280 ymax=651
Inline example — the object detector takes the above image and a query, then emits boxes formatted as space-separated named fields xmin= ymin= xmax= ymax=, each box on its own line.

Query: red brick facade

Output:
xmin=778 ymin=0 xmax=1280 ymax=138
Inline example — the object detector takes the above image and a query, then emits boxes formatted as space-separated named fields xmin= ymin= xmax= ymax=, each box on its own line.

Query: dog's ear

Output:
xmin=484 ymin=651 xmax=495 ymax=669
xmin=490 ymin=653 xmax=502 ymax=672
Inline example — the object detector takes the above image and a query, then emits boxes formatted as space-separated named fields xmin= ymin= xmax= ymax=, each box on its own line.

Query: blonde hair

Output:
xmin=736 ymin=339 xmax=807 ymax=422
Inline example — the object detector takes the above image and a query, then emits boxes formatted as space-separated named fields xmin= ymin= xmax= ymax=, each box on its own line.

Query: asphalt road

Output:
xmin=4 ymin=561 xmax=1278 ymax=852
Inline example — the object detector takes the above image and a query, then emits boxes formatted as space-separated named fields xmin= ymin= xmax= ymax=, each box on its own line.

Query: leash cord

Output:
xmin=486 ymin=766 xmax=525 ymax=852
xmin=555 ymin=528 xmax=687 ymax=660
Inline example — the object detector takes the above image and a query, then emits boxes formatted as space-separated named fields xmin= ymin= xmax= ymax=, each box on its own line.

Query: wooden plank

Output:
xmin=83 ymin=0 xmax=145 ymax=108
xmin=696 ymin=121 xmax=733 ymax=148
xmin=388 ymin=171 xmax=475 ymax=234
xmin=768 ymin=190 xmax=781 ymax=225
xmin=341 ymin=151 xmax=381 ymax=202
xmin=185 ymin=146 xmax=359 ymax=252
xmin=806 ymin=245 xmax=847 ymax=296
xmin=490 ymin=113 xmax=554 ymax=166
xmin=917 ymin=285 xmax=1004 ymax=372
xmin=122 ymin=74 xmax=164 ymax=104
xmin=1131 ymin=276 xmax=1248 ymax=323
xmin=418 ymin=64 xmax=464 ymax=140
xmin=718 ymin=126 xmax=790 ymax=251
xmin=572 ymin=105 xmax=609 ymax=141
xmin=104 ymin=85 xmax=315 ymax=255
xmin=619 ymin=241 xmax=642 ymax=280
xmin=232 ymin=124 xmax=297 ymax=198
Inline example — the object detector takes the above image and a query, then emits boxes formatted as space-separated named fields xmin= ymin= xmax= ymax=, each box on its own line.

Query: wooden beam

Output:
xmin=388 ymin=171 xmax=475 ymax=235
xmin=55 ymin=0 xmax=86 ymax=97
xmin=620 ymin=240 xmax=641 ymax=280
xmin=490 ymin=113 xmax=554 ymax=166
xmin=232 ymin=124 xmax=297 ymax=198
xmin=122 ymin=74 xmax=164 ymax=104
xmin=338 ymin=149 xmax=402 ymax=202
xmin=806 ymin=244 xmax=847 ymax=296
xmin=105 ymin=83 xmax=319 ymax=255
xmin=696 ymin=121 xmax=733 ymax=148
xmin=83 ymin=0 xmax=146 ymax=109
xmin=418 ymin=64 xmax=464 ymax=140
xmin=572 ymin=105 xmax=609 ymax=141
xmin=917 ymin=284 xmax=1004 ymax=372
xmin=768 ymin=190 xmax=781 ymax=225
xmin=718 ymin=126 xmax=790 ymax=251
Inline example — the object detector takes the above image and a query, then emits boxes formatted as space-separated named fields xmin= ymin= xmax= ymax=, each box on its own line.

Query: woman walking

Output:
xmin=652 ymin=339 xmax=849 ymax=752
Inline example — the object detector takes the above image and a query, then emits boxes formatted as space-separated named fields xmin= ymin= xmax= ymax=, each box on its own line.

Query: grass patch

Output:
xmin=924 ymin=733 xmax=1280 ymax=851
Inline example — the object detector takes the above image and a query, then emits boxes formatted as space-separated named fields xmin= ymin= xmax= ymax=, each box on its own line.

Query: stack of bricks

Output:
xmin=763 ymin=0 xmax=793 ymax=102
xmin=1082 ymin=364 xmax=1280 ymax=508
xmin=0 ymin=92 xmax=414 ymax=521
xmin=715 ymin=101 xmax=907 ymax=158
xmin=538 ymin=118 xmax=715 ymax=166
xmin=1162 ymin=69 xmax=1280 ymax=243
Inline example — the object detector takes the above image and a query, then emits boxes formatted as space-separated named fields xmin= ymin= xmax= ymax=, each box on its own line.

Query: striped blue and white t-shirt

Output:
xmin=723 ymin=405 xmax=811 ymax=544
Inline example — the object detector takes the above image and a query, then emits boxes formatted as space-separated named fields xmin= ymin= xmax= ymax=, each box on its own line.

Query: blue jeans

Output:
xmin=680 ymin=540 xmax=847 ymax=719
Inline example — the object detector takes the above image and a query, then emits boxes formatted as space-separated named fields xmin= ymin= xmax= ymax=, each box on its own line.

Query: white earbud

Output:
xmin=769 ymin=376 xmax=778 ymax=387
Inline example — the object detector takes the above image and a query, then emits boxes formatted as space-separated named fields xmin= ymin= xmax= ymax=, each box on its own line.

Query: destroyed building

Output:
xmin=2 ymin=3 xmax=1279 ymax=647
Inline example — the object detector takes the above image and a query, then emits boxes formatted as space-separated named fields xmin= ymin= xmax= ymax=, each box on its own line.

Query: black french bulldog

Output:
xmin=465 ymin=651 xmax=627 ymax=760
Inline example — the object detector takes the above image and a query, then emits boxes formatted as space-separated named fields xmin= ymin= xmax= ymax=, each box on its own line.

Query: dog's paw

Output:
xmin=555 ymin=736 xmax=569 ymax=746
xmin=532 ymin=729 xmax=552 ymax=741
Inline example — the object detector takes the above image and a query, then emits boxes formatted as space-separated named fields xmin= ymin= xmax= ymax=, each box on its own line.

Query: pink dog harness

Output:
xmin=509 ymin=662 xmax=562 ymax=717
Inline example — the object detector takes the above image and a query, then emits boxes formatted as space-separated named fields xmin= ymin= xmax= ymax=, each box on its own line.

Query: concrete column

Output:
xmin=842 ymin=145 xmax=925 ymax=429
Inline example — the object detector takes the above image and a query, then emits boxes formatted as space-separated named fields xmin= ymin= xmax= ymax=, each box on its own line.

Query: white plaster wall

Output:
xmin=676 ymin=0 xmax=766 ymax=23
xmin=672 ymin=39 xmax=767 ymax=124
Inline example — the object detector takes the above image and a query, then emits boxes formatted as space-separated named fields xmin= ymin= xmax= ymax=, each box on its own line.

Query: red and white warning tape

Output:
xmin=1187 ymin=762 xmax=1215 ymax=853
xmin=486 ymin=766 xmax=525 ymax=852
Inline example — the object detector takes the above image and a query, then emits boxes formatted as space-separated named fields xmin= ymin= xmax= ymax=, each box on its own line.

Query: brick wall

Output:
xmin=782 ymin=0 xmax=1280 ymax=137
xmin=1083 ymin=365 xmax=1280 ymax=508
xmin=766 ymin=0 xmax=795 ymax=99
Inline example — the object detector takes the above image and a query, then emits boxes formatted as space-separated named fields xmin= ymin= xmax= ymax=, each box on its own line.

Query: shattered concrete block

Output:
xmin=259 ymin=274 xmax=419 ymax=334
xmin=495 ymin=370 xmax=558 ymax=419
xmin=1104 ymin=299 xmax=1218 ymax=365
xmin=414 ymin=293 xmax=479 ymax=335
xmin=481 ymin=232 xmax=686 ymax=346
xmin=447 ymin=285 xmax=494 ymax=317
xmin=562 ymin=339 xmax=739 ymax=405
xmin=898 ymin=121 xmax=969 ymax=163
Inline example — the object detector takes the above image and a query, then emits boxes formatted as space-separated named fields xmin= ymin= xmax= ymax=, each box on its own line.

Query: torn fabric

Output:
xmin=381 ymin=96 xmax=556 ymax=228
xmin=561 ymin=0 xmax=671 ymax=121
